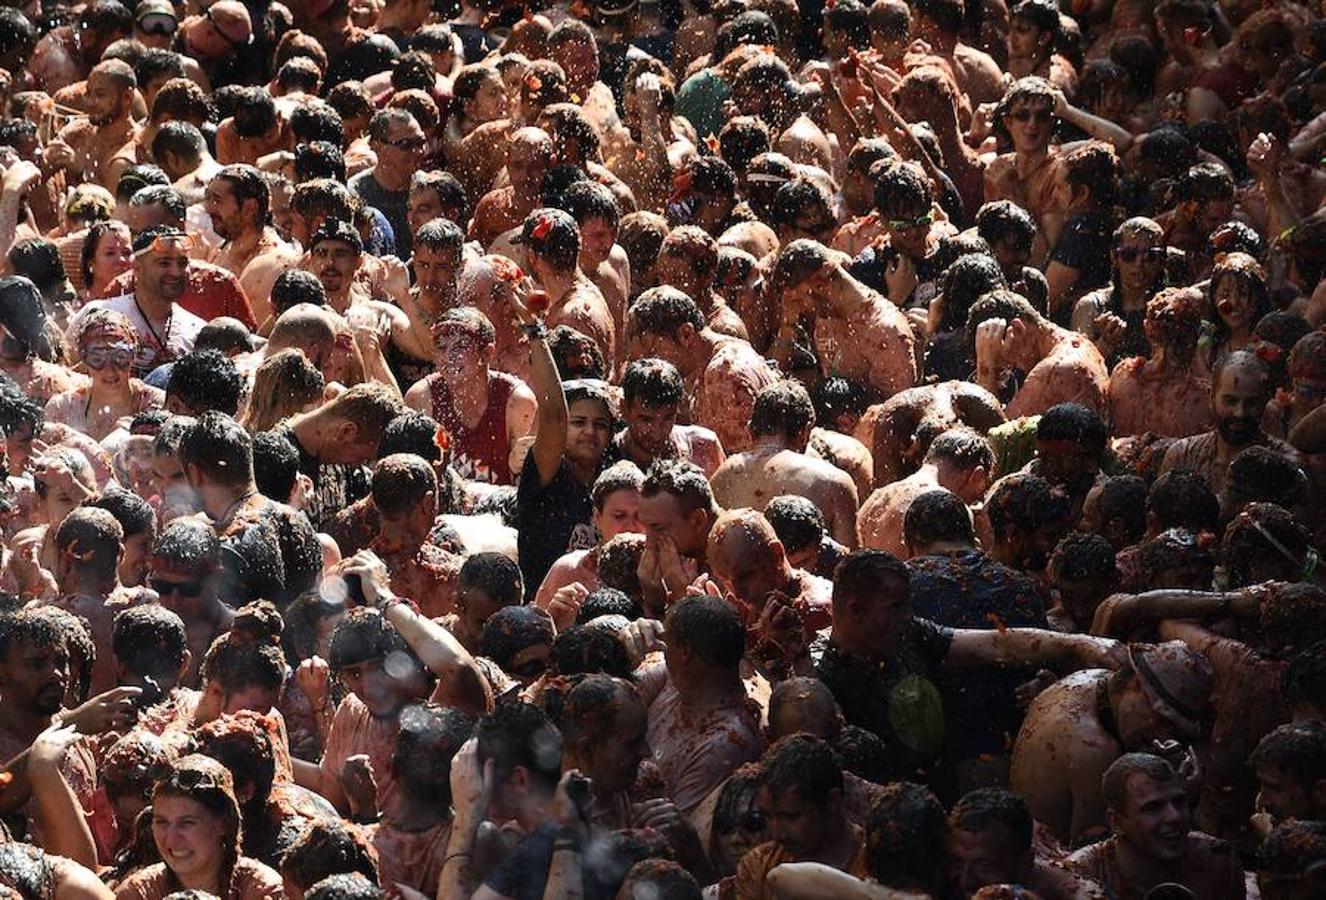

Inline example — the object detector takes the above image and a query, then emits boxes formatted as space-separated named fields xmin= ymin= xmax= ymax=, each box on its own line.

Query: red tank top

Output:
xmin=428 ymin=370 xmax=518 ymax=485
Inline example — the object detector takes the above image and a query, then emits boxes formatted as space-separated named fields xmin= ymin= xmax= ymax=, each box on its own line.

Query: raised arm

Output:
xmin=28 ymin=725 xmax=98 ymax=869
xmin=343 ymin=550 xmax=494 ymax=719
xmin=766 ymin=863 xmax=916 ymax=900
xmin=515 ymin=286 xmax=568 ymax=487
xmin=1053 ymin=87 xmax=1132 ymax=155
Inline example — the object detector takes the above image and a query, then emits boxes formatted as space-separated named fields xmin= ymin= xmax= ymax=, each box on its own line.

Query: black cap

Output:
xmin=310 ymin=218 xmax=363 ymax=253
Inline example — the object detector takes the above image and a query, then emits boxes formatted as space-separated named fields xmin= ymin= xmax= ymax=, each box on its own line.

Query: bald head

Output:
xmin=268 ymin=304 xmax=336 ymax=353
xmin=769 ymin=676 xmax=841 ymax=740
xmin=707 ymin=509 xmax=791 ymax=608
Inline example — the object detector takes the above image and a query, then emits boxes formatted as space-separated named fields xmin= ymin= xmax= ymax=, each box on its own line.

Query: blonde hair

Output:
xmin=239 ymin=348 xmax=326 ymax=433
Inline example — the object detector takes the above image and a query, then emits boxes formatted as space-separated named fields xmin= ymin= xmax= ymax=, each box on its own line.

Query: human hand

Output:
xmin=1093 ymin=312 xmax=1127 ymax=353
xmin=340 ymin=754 xmax=379 ymax=818
xmin=547 ymin=582 xmax=589 ymax=632
xmin=379 ymin=255 xmax=410 ymax=302
xmin=295 ymin=656 xmax=331 ymax=709
xmin=553 ymin=769 xmax=593 ymax=831
xmin=339 ymin=550 xmax=395 ymax=609
xmin=616 ymin=617 xmax=666 ymax=666
xmin=884 ymin=251 xmax=918 ymax=305
xmin=2 ymin=160 xmax=41 ymax=197
xmin=635 ymin=73 xmax=662 ymax=115
xmin=450 ymin=737 xmax=494 ymax=823
xmin=632 ymin=797 xmax=702 ymax=857
xmin=41 ymin=139 xmax=74 ymax=172
xmin=1246 ymin=131 xmax=1284 ymax=181
xmin=60 ymin=685 xmax=143 ymax=734
xmin=29 ymin=722 xmax=83 ymax=774
xmin=654 ymin=535 xmax=698 ymax=600
xmin=1048 ymin=85 xmax=1070 ymax=118
xmin=974 ymin=318 xmax=1009 ymax=369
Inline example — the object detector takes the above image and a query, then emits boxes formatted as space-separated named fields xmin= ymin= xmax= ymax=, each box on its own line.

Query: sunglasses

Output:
xmin=1115 ymin=246 xmax=1165 ymax=263
xmin=171 ymin=766 xmax=227 ymax=791
xmin=85 ymin=345 xmax=135 ymax=371
xmin=33 ymin=479 xmax=47 ymax=498
xmin=509 ymin=656 xmax=549 ymax=679
xmin=888 ymin=212 xmax=934 ymax=231
xmin=150 ymin=577 xmax=206 ymax=598
xmin=137 ymin=13 xmax=177 ymax=36
xmin=387 ymin=136 xmax=426 ymax=152
xmin=1009 ymin=108 xmax=1055 ymax=123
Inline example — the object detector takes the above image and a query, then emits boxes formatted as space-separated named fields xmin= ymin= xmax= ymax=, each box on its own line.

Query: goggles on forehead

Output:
xmin=133 ymin=233 xmax=195 ymax=258
xmin=137 ymin=13 xmax=177 ymax=36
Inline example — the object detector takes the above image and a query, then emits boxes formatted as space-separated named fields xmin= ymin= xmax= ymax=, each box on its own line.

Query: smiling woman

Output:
xmin=114 ymin=754 xmax=284 ymax=900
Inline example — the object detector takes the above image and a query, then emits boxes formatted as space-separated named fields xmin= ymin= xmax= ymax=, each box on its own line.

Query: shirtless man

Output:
xmin=911 ymin=0 xmax=1007 ymax=108
xmin=304 ymin=219 xmax=427 ymax=380
xmin=512 ymin=207 xmax=617 ymax=367
xmin=1159 ymin=351 xmax=1302 ymax=504
xmin=151 ymin=121 xmax=221 ymax=206
xmin=562 ymin=181 xmax=631 ymax=362
xmin=707 ymin=509 xmax=833 ymax=674
xmin=367 ymin=454 xmax=463 ymax=619
xmin=947 ymin=789 xmax=1108 ymax=900
xmin=858 ymin=381 xmax=1005 ymax=489
xmin=605 ymin=70 xmax=682 ymax=212
xmin=203 ymin=164 xmax=300 ymax=323
xmin=470 ymin=127 xmax=555 ymax=248
xmin=636 ymin=459 xmax=720 ymax=614
xmin=654 ymin=226 xmax=748 ymax=341
xmin=611 ymin=358 xmax=724 ymax=478
xmin=1107 ymin=288 xmax=1212 ymax=439
xmin=1067 ymin=754 xmax=1247 ymax=900
xmin=147 ymin=518 xmax=236 ymax=688
xmin=1010 ymin=642 xmax=1214 ymax=846
xmin=970 ymin=290 xmax=1110 ymax=419
xmin=43 ymin=59 xmax=140 ymax=192
xmin=404 ymin=307 xmax=536 ymax=486
xmin=770 ymin=239 xmax=917 ymax=402
xmin=858 ymin=428 xmax=992 ymax=557
xmin=461 ymin=255 xmax=531 ymax=382
xmin=627 ymin=286 xmax=778 ymax=454
xmin=50 ymin=507 xmax=140 ymax=696
xmin=711 ymin=380 xmax=859 ymax=547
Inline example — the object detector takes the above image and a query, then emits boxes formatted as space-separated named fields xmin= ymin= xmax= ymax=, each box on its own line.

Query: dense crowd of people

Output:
xmin=0 ymin=0 xmax=1319 ymax=897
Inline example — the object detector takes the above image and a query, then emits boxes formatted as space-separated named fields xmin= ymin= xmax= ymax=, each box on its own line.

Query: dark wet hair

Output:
xmin=987 ymin=474 xmax=1071 ymax=541
xmin=576 ymin=588 xmax=641 ymax=624
xmin=328 ymin=607 xmax=415 ymax=672
xmin=476 ymin=701 xmax=562 ymax=791
xmin=393 ymin=703 xmax=473 ymax=806
xmin=112 ymin=605 xmax=187 ymax=682
xmin=864 ymin=782 xmax=947 ymax=891
xmin=949 ymin=788 xmax=1033 ymax=851
xmin=479 ymin=606 xmax=554 ymax=673
xmin=553 ymin=625 xmax=634 ymax=678
xmin=178 ymin=411 xmax=253 ymax=486
xmin=765 ymin=495 xmax=824 ymax=555
xmin=750 ymin=380 xmax=815 ymax=441
xmin=760 ymin=733 xmax=843 ymax=808
xmin=904 ymin=489 xmax=973 ymax=548
xmin=280 ymin=821 xmax=379 ymax=893
xmin=665 ymin=593 xmax=744 ymax=671
xmin=457 ymin=552 xmax=524 ymax=607
xmin=167 ymin=350 xmax=245 ymax=417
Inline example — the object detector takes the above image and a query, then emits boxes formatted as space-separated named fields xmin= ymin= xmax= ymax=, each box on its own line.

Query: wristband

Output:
xmin=521 ymin=321 xmax=548 ymax=340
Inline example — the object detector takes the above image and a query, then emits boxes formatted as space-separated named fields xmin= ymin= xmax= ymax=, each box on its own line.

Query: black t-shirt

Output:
xmin=1050 ymin=210 xmax=1114 ymax=325
xmin=906 ymin=550 xmax=1048 ymax=762
xmin=326 ymin=32 xmax=401 ymax=87
xmin=516 ymin=458 xmax=596 ymax=599
xmin=453 ymin=23 xmax=502 ymax=65
xmin=218 ymin=498 xmax=322 ymax=612
xmin=483 ymin=822 xmax=620 ymax=900
xmin=812 ymin=617 xmax=954 ymax=781
xmin=272 ymin=426 xmax=371 ymax=533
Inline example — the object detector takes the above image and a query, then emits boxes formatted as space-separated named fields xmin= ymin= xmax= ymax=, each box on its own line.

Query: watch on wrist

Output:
xmin=521 ymin=320 xmax=548 ymax=340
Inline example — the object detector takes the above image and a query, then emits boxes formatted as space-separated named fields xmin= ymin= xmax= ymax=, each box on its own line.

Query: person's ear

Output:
xmin=825 ymin=786 xmax=843 ymax=815
xmin=335 ymin=420 xmax=360 ymax=446
xmin=770 ymin=539 xmax=787 ymax=568
xmin=969 ymin=465 xmax=990 ymax=497
xmin=1105 ymin=806 xmax=1122 ymax=835
xmin=177 ymin=648 xmax=192 ymax=682
xmin=677 ymin=322 xmax=697 ymax=348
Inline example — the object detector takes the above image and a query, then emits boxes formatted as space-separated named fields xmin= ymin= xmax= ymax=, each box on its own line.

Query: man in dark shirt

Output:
xmin=813 ymin=549 xmax=1124 ymax=783
xmin=904 ymin=489 xmax=1050 ymax=798
xmin=349 ymin=109 xmax=426 ymax=257
xmin=271 ymin=383 xmax=403 ymax=532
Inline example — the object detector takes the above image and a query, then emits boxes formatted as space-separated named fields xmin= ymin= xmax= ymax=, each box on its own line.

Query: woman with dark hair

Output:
xmin=0 ymin=275 xmax=83 ymax=404
xmin=1071 ymin=217 xmax=1168 ymax=368
xmin=80 ymin=220 xmax=134 ymax=302
xmin=442 ymin=64 xmax=509 ymax=200
xmin=8 ymin=237 xmax=77 ymax=329
xmin=1204 ymin=251 xmax=1272 ymax=370
xmin=1107 ymin=288 xmax=1212 ymax=438
xmin=115 ymin=754 xmax=283 ymax=899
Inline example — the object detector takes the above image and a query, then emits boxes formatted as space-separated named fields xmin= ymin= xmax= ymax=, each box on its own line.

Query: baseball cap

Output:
xmin=310 ymin=219 xmax=364 ymax=253
xmin=204 ymin=1 xmax=253 ymax=48
xmin=1127 ymin=641 xmax=1213 ymax=740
